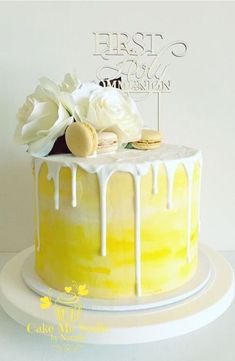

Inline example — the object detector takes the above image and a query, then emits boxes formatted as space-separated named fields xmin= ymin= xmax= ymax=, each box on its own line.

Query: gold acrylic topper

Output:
xmin=93 ymin=32 xmax=187 ymax=131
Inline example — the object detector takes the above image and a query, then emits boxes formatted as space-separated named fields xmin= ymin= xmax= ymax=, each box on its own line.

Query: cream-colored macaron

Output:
xmin=97 ymin=132 xmax=118 ymax=154
xmin=65 ymin=121 xmax=98 ymax=157
xmin=132 ymin=128 xmax=162 ymax=150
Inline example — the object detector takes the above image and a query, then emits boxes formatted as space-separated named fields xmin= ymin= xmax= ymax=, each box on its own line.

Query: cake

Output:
xmin=15 ymin=73 xmax=202 ymax=300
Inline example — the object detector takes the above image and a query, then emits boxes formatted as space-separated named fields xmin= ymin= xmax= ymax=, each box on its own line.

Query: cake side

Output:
xmin=34 ymin=145 xmax=202 ymax=299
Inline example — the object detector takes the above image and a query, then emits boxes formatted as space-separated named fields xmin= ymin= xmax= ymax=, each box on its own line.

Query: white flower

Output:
xmin=75 ymin=85 xmax=143 ymax=144
xmin=73 ymin=82 xmax=101 ymax=121
xmin=60 ymin=72 xmax=81 ymax=92
xmin=15 ymin=73 xmax=143 ymax=156
xmin=60 ymin=79 xmax=100 ymax=121
xmin=15 ymin=77 xmax=73 ymax=156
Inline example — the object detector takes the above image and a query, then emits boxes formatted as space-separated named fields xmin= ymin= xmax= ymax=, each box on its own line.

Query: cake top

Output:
xmin=34 ymin=144 xmax=201 ymax=169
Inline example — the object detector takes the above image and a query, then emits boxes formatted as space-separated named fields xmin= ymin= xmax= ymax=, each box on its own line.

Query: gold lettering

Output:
xmin=59 ymin=322 xmax=74 ymax=334
xmin=26 ymin=323 xmax=31 ymax=334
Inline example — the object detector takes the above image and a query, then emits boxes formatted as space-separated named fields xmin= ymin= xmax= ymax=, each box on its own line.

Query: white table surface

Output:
xmin=0 ymin=251 xmax=234 ymax=361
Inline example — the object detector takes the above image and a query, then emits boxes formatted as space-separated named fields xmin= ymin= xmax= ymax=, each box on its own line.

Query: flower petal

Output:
xmin=60 ymin=73 xmax=81 ymax=92
xmin=28 ymin=114 xmax=73 ymax=157
xmin=39 ymin=77 xmax=60 ymax=104
xmin=84 ymin=87 xmax=143 ymax=143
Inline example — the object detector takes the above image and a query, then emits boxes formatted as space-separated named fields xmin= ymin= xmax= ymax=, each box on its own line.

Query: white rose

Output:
xmin=59 ymin=75 xmax=100 ymax=123
xmin=59 ymin=73 xmax=82 ymax=113
xmin=15 ymin=77 xmax=73 ymax=157
xmin=81 ymin=86 xmax=143 ymax=144
xmin=60 ymin=72 xmax=81 ymax=93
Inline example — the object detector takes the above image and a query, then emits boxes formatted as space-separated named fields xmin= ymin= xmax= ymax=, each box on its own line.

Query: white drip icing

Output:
xmin=97 ymin=168 xmax=113 ymax=257
xmin=197 ymin=156 xmax=203 ymax=233
xmin=152 ymin=161 xmax=160 ymax=194
xmin=33 ymin=144 xmax=202 ymax=295
xmin=70 ymin=164 xmax=78 ymax=208
xmin=133 ymin=173 xmax=142 ymax=296
xmin=182 ymin=159 xmax=195 ymax=263
xmin=164 ymin=161 xmax=179 ymax=209
xmin=34 ymin=159 xmax=44 ymax=252
xmin=47 ymin=163 xmax=61 ymax=210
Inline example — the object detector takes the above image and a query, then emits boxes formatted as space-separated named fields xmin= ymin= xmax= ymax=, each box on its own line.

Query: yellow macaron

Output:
xmin=132 ymin=128 xmax=162 ymax=150
xmin=65 ymin=121 xmax=98 ymax=157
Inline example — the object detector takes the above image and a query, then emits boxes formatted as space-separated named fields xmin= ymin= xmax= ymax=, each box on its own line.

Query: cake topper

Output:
xmin=93 ymin=32 xmax=187 ymax=131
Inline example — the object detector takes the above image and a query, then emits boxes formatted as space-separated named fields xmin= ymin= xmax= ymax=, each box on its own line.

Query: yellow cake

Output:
xmin=14 ymin=73 xmax=202 ymax=300
xmin=33 ymin=144 xmax=202 ymax=299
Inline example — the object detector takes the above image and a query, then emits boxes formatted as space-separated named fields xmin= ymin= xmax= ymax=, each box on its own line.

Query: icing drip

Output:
xmin=33 ymin=145 xmax=202 ymax=295
xmin=197 ymin=156 xmax=203 ymax=233
xmin=34 ymin=159 xmax=44 ymax=252
xmin=152 ymin=161 xmax=160 ymax=194
xmin=133 ymin=173 xmax=142 ymax=296
xmin=47 ymin=163 xmax=61 ymax=210
xmin=182 ymin=159 xmax=195 ymax=263
xmin=164 ymin=161 xmax=178 ymax=209
xmin=183 ymin=155 xmax=202 ymax=262
xmin=96 ymin=163 xmax=149 ymax=260
xmin=97 ymin=168 xmax=113 ymax=257
xmin=71 ymin=164 xmax=77 ymax=208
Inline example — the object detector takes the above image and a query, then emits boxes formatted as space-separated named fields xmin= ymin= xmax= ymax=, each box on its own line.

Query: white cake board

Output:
xmin=0 ymin=245 xmax=234 ymax=344
xmin=21 ymin=248 xmax=211 ymax=311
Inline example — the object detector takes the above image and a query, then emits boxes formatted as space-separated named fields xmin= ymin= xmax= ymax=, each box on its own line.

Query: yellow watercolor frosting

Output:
xmin=34 ymin=146 xmax=201 ymax=299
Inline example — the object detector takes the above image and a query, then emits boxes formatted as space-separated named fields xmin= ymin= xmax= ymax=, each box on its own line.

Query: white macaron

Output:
xmin=97 ymin=132 xmax=118 ymax=154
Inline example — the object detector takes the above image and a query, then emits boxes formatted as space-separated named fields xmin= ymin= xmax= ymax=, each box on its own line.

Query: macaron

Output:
xmin=65 ymin=121 xmax=98 ymax=157
xmin=97 ymin=131 xmax=118 ymax=154
xmin=132 ymin=128 xmax=162 ymax=150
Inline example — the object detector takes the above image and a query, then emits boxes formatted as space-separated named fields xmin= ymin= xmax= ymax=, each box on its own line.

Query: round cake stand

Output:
xmin=0 ymin=245 xmax=234 ymax=344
